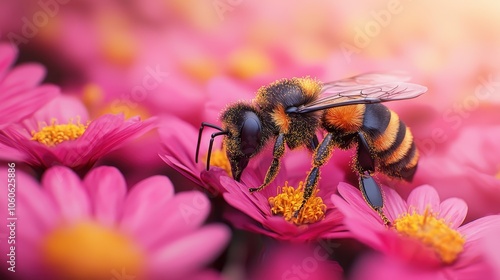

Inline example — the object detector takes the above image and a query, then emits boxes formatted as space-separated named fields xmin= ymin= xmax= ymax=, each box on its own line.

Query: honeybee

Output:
xmin=196 ymin=72 xmax=427 ymax=222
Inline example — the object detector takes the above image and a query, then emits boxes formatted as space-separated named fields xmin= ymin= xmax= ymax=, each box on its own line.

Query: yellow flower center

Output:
xmin=268 ymin=181 xmax=326 ymax=225
xmin=203 ymin=147 xmax=232 ymax=177
xmin=226 ymin=48 xmax=274 ymax=79
xmin=82 ymin=83 xmax=104 ymax=110
xmin=98 ymin=15 xmax=137 ymax=67
xmin=99 ymin=101 xmax=151 ymax=120
xmin=180 ymin=56 xmax=219 ymax=82
xmin=31 ymin=118 xmax=88 ymax=146
xmin=41 ymin=222 xmax=145 ymax=280
xmin=393 ymin=208 xmax=465 ymax=264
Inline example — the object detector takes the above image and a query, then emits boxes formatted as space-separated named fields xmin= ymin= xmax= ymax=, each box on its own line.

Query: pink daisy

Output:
xmin=331 ymin=183 xmax=500 ymax=279
xmin=0 ymin=166 xmax=230 ymax=280
xmin=159 ymin=115 xmax=351 ymax=241
xmin=0 ymin=43 xmax=59 ymax=129
xmin=0 ymin=95 xmax=156 ymax=173
xmin=385 ymin=123 xmax=500 ymax=222
xmin=219 ymin=150 xmax=350 ymax=241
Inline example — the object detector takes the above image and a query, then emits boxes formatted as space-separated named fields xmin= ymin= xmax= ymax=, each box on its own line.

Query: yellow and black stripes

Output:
xmin=321 ymin=103 xmax=419 ymax=182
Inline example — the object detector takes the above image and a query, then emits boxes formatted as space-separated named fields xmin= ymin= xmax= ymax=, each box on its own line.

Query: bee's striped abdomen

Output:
xmin=362 ymin=104 xmax=418 ymax=181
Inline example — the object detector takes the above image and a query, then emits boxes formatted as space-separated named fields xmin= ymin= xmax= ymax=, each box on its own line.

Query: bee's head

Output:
xmin=221 ymin=104 xmax=264 ymax=181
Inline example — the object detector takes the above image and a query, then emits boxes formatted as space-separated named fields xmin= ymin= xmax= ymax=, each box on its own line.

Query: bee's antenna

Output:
xmin=206 ymin=131 xmax=229 ymax=171
xmin=196 ymin=122 xmax=226 ymax=165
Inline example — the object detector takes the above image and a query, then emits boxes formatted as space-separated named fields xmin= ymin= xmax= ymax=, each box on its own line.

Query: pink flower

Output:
xmin=0 ymin=166 xmax=230 ymax=280
xmin=331 ymin=183 xmax=500 ymax=279
xmin=220 ymin=151 xmax=349 ymax=241
xmin=159 ymin=115 xmax=230 ymax=196
xmin=0 ymin=96 xmax=156 ymax=173
xmin=0 ymin=43 xmax=59 ymax=129
xmin=384 ymin=123 xmax=500 ymax=222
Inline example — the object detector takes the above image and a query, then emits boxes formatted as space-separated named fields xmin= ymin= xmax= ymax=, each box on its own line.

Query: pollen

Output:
xmin=393 ymin=208 xmax=465 ymax=264
xmin=268 ymin=181 xmax=326 ymax=225
xmin=31 ymin=118 xmax=88 ymax=146
xmin=41 ymin=222 xmax=144 ymax=280
xmin=203 ymin=147 xmax=232 ymax=177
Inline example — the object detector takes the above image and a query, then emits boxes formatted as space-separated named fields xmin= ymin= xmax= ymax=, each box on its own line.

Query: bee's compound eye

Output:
xmin=240 ymin=111 xmax=262 ymax=156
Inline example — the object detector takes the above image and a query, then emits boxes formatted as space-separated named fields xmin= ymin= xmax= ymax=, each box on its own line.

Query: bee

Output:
xmin=195 ymin=72 xmax=427 ymax=222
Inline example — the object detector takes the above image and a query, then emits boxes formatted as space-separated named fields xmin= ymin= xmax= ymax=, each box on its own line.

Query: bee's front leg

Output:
xmin=249 ymin=133 xmax=285 ymax=192
xmin=294 ymin=133 xmax=335 ymax=218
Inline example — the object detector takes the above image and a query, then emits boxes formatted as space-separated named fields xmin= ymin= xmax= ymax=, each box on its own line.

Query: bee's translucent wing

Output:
xmin=323 ymin=71 xmax=412 ymax=87
xmin=294 ymin=72 xmax=427 ymax=114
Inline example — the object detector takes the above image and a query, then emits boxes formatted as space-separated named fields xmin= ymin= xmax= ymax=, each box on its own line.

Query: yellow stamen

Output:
xmin=41 ymin=222 xmax=144 ymax=280
xmin=31 ymin=118 xmax=88 ymax=146
xmin=495 ymin=169 xmax=500 ymax=179
xmin=393 ymin=207 xmax=465 ymax=264
xmin=268 ymin=181 xmax=326 ymax=225
xmin=203 ymin=147 xmax=232 ymax=177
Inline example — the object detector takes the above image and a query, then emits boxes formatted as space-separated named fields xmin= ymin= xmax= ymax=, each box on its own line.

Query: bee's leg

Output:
xmin=357 ymin=132 xmax=390 ymax=226
xmin=249 ymin=133 xmax=286 ymax=192
xmin=294 ymin=133 xmax=335 ymax=217
xmin=306 ymin=134 xmax=319 ymax=151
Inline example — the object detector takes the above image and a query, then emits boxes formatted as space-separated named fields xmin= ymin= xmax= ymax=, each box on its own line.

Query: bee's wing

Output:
xmin=295 ymin=72 xmax=427 ymax=114
xmin=324 ymin=71 xmax=412 ymax=87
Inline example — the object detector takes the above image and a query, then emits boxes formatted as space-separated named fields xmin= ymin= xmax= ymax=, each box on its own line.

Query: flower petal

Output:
xmin=406 ymin=185 xmax=440 ymax=214
xmin=149 ymin=224 xmax=230 ymax=279
xmin=42 ymin=166 xmax=90 ymax=222
xmin=120 ymin=175 xmax=174 ymax=239
xmin=334 ymin=182 xmax=382 ymax=224
xmin=439 ymin=197 xmax=468 ymax=229
xmin=83 ymin=166 xmax=127 ymax=227
xmin=138 ymin=190 xmax=212 ymax=250
xmin=382 ymin=185 xmax=407 ymax=222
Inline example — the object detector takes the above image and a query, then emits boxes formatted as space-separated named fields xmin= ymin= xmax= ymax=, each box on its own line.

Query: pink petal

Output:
xmin=120 ymin=175 xmax=174 ymax=238
xmin=332 ymin=195 xmax=386 ymax=248
xmin=0 ymin=167 xmax=57 ymax=243
xmin=406 ymin=185 xmax=441 ymax=214
xmin=0 ymin=63 xmax=45 ymax=89
xmin=438 ymin=197 xmax=468 ymax=229
xmin=0 ymin=43 xmax=16 ymax=80
xmin=0 ymin=85 xmax=59 ymax=128
xmin=149 ymin=225 xmax=230 ymax=278
xmin=83 ymin=166 xmax=127 ymax=227
xmin=29 ymin=95 xmax=89 ymax=127
xmin=334 ymin=182 xmax=382 ymax=223
xmin=42 ymin=166 xmax=90 ymax=222
xmin=137 ymin=190 xmax=212 ymax=250
xmin=382 ymin=186 xmax=407 ymax=222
